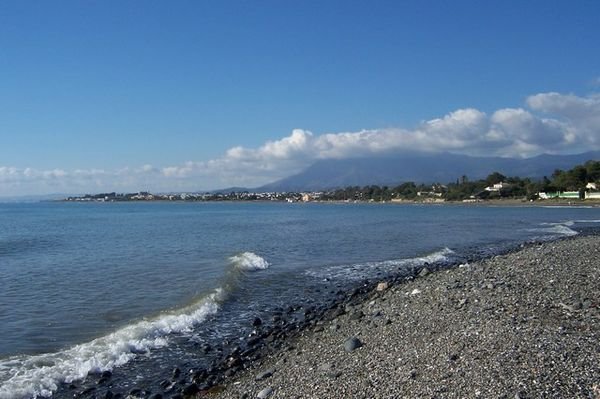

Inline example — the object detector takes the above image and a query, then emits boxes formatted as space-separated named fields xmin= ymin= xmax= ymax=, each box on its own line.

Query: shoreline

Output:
xmin=210 ymin=234 xmax=600 ymax=399
xmin=56 ymin=199 xmax=600 ymax=208
xmin=48 ymin=233 xmax=600 ymax=398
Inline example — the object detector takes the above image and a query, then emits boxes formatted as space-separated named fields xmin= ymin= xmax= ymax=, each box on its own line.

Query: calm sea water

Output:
xmin=0 ymin=202 xmax=599 ymax=398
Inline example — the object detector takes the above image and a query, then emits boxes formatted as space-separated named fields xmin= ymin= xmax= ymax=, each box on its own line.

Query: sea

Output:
xmin=0 ymin=201 xmax=599 ymax=398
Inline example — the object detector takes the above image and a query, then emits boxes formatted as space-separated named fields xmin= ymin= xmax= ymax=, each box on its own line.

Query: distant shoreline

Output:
xmin=55 ymin=197 xmax=600 ymax=207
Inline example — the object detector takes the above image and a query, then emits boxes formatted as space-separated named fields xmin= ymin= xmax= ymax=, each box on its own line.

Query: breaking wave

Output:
xmin=535 ymin=222 xmax=579 ymax=237
xmin=229 ymin=252 xmax=270 ymax=271
xmin=305 ymin=247 xmax=454 ymax=280
xmin=0 ymin=289 xmax=224 ymax=399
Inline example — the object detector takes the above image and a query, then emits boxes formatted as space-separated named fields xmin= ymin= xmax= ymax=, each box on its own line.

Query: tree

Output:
xmin=585 ymin=160 xmax=600 ymax=182
xmin=485 ymin=172 xmax=507 ymax=186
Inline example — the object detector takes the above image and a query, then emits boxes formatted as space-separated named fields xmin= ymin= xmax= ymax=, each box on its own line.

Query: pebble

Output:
xmin=376 ymin=282 xmax=389 ymax=291
xmin=255 ymin=368 xmax=275 ymax=381
xmin=418 ymin=267 xmax=430 ymax=277
xmin=257 ymin=387 xmax=273 ymax=398
xmin=344 ymin=337 xmax=363 ymax=352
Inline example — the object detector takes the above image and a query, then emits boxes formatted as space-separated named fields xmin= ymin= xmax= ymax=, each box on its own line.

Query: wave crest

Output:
xmin=0 ymin=288 xmax=224 ymax=399
xmin=535 ymin=222 xmax=578 ymax=237
xmin=229 ymin=252 xmax=270 ymax=271
xmin=305 ymin=247 xmax=454 ymax=280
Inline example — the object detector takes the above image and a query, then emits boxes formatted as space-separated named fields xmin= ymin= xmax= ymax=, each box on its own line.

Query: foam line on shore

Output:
xmin=305 ymin=247 xmax=454 ymax=280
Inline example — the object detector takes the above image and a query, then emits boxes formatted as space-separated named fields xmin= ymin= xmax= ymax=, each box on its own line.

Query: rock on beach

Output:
xmin=215 ymin=235 xmax=600 ymax=398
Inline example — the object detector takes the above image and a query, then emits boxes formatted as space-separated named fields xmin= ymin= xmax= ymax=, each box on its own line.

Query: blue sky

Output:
xmin=1 ymin=1 xmax=599 ymax=195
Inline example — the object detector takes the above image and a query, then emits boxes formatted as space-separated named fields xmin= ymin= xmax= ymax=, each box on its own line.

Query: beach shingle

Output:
xmin=215 ymin=235 xmax=600 ymax=399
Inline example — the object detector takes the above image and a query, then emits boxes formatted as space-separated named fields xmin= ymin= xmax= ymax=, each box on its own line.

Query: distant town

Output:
xmin=64 ymin=160 xmax=600 ymax=204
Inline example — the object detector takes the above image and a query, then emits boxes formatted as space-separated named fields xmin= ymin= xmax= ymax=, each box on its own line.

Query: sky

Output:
xmin=1 ymin=0 xmax=599 ymax=196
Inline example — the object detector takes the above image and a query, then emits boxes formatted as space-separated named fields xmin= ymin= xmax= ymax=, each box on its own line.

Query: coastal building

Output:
xmin=484 ymin=182 xmax=509 ymax=192
xmin=538 ymin=191 xmax=580 ymax=200
xmin=585 ymin=191 xmax=600 ymax=199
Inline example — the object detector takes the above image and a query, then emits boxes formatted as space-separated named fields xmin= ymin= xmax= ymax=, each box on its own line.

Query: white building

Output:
xmin=485 ymin=182 xmax=509 ymax=192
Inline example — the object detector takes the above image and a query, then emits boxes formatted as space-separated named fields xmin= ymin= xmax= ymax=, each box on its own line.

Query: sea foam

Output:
xmin=229 ymin=252 xmax=270 ymax=271
xmin=305 ymin=247 xmax=454 ymax=280
xmin=535 ymin=222 xmax=579 ymax=237
xmin=0 ymin=288 xmax=224 ymax=399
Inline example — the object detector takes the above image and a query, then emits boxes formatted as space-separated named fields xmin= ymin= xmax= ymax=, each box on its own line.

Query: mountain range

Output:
xmin=254 ymin=151 xmax=600 ymax=192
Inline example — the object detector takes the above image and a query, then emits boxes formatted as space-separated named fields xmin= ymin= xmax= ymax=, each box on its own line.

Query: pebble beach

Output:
xmin=214 ymin=235 xmax=600 ymax=399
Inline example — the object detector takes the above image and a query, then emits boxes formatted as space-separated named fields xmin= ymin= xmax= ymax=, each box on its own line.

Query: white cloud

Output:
xmin=527 ymin=92 xmax=600 ymax=149
xmin=2 ymin=91 xmax=599 ymax=196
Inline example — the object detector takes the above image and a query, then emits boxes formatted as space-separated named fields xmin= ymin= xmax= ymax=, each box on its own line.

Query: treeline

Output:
xmin=547 ymin=160 xmax=600 ymax=191
xmin=320 ymin=160 xmax=600 ymax=202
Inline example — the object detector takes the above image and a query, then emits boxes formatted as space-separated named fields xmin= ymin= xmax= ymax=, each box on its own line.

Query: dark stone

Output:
xmin=349 ymin=310 xmax=364 ymax=320
xmin=103 ymin=391 xmax=114 ymax=399
xmin=257 ymin=387 xmax=274 ymax=398
xmin=241 ymin=348 xmax=256 ymax=358
xmin=515 ymin=390 xmax=528 ymax=399
xmin=344 ymin=337 xmax=363 ymax=352
xmin=171 ymin=367 xmax=181 ymax=379
xmin=129 ymin=388 xmax=142 ymax=396
xmin=419 ymin=267 xmax=430 ymax=277
xmin=265 ymin=334 xmax=277 ymax=343
xmin=331 ymin=307 xmax=346 ymax=318
xmin=149 ymin=395 xmax=163 ymax=399
xmin=448 ymin=353 xmax=459 ymax=361
xmin=101 ymin=370 xmax=112 ymax=379
xmin=224 ymin=368 xmax=236 ymax=377
xmin=182 ymin=383 xmax=200 ymax=395
xmin=252 ymin=317 xmax=262 ymax=326
xmin=206 ymin=374 xmax=217 ymax=385
xmin=227 ymin=356 xmax=242 ymax=368
xmin=159 ymin=380 xmax=171 ymax=389
xmin=198 ymin=383 xmax=211 ymax=391
xmin=191 ymin=369 xmax=208 ymax=383
xmin=255 ymin=368 xmax=275 ymax=381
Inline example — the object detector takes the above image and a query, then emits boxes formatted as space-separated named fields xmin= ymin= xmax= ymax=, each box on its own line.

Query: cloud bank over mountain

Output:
xmin=2 ymin=91 xmax=599 ymax=195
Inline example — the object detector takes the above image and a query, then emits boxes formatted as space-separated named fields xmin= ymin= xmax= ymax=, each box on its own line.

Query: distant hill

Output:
xmin=257 ymin=151 xmax=600 ymax=192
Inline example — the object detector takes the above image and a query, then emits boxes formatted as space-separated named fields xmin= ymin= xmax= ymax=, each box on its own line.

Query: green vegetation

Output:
xmin=545 ymin=160 xmax=600 ymax=191
xmin=320 ymin=160 xmax=600 ymax=202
